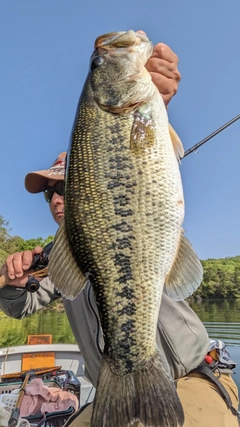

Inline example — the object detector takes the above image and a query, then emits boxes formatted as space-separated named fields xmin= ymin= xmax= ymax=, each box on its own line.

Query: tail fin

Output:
xmin=91 ymin=354 xmax=184 ymax=427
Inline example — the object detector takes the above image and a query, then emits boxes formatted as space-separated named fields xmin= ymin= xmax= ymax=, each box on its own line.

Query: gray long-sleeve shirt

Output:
xmin=0 ymin=279 xmax=210 ymax=387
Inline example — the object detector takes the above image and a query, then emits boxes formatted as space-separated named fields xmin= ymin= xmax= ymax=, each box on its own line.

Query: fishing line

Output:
xmin=183 ymin=114 xmax=240 ymax=158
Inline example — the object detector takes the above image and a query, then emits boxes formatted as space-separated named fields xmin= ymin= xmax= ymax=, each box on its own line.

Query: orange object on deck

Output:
xmin=22 ymin=334 xmax=54 ymax=370
xmin=27 ymin=334 xmax=52 ymax=345
xmin=21 ymin=352 xmax=55 ymax=371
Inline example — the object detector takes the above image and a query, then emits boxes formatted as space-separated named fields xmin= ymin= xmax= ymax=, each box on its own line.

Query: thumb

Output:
xmin=32 ymin=246 xmax=43 ymax=255
xmin=136 ymin=30 xmax=146 ymax=36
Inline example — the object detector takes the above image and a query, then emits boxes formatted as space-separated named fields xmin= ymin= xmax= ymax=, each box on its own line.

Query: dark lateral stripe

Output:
xmin=107 ymin=181 xmax=124 ymax=189
xmin=115 ymin=274 xmax=134 ymax=283
xmin=116 ymin=286 xmax=134 ymax=299
xmin=114 ymin=208 xmax=133 ymax=216
xmin=113 ymin=194 xmax=131 ymax=206
xmin=113 ymin=253 xmax=134 ymax=282
xmin=116 ymin=236 xmax=134 ymax=249
xmin=117 ymin=302 xmax=137 ymax=316
xmin=110 ymin=220 xmax=133 ymax=232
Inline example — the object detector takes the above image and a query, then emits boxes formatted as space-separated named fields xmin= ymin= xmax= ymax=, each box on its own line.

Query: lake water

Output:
xmin=0 ymin=299 xmax=239 ymax=391
xmin=189 ymin=299 xmax=240 ymax=393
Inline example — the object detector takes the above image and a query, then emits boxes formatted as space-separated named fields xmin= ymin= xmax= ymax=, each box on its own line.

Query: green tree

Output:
xmin=0 ymin=215 xmax=23 ymax=259
xmin=17 ymin=236 xmax=54 ymax=251
xmin=232 ymin=266 xmax=240 ymax=298
xmin=0 ymin=248 xmax=8 ymax=266
xmin=191 ymin=256 xmax=240 ymax=299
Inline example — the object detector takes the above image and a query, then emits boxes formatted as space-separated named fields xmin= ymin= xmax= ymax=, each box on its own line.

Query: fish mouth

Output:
xmin=94 ymin=30 xmax=149 ymax=49
xmin=94 ymin=30 xmax=153 ymax=65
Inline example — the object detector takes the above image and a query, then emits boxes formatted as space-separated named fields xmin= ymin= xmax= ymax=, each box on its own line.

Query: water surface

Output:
xmin=0 ymin=299 xmax=239 ymax=395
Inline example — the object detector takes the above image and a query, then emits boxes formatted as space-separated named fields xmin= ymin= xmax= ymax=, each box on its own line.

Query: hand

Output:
xmin=0 ymin=246 xmax=43 ymax=287
xmin=145 ymin=43 xmax=181 ymax=106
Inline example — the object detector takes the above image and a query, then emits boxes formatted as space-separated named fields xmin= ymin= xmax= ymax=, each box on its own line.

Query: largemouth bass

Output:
xmin=49 ymin=30 xmax=203 ymax=427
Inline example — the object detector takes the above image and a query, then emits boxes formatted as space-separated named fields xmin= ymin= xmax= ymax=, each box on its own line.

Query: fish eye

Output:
xmin=90 ymin=55 xmax=104 ymax=70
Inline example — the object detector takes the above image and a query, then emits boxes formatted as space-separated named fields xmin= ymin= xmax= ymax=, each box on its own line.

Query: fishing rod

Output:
xmin=183 ymin=114 xmax=240 ymax=158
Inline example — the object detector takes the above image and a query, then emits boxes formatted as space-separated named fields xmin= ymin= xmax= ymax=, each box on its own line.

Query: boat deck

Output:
xmin=0 ymin=343 xmax=96 ymax=407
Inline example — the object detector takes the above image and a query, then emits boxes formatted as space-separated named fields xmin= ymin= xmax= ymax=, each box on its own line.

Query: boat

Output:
xmin=0 ymin=336 xmax=96 ymax=427
xmin=0 ymin=335 xmax=239 ymax=427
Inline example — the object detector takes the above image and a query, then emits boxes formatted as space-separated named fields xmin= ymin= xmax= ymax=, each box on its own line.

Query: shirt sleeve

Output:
xmin=0 ymin=277 xmax=60 ymax=319
xmin=157 ymin=289 xmax=210 ymax=379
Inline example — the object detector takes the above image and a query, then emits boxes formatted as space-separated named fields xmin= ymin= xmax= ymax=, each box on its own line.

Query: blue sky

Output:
xmin=0 ymin=0 xmax=240 ymax=260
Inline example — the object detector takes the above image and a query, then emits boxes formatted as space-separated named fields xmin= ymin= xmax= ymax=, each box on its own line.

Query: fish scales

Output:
xmin=49 ymin=30 xmax=203 ymax=427
xmin=66 ymin=97 xmax=182 ymax=369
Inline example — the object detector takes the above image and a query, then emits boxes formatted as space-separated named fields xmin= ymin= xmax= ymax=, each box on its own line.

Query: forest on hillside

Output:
xmin=1 ymin=215 xmax=240 ymax=299
xmin=192 ymin=257 xmax=240 ymax=299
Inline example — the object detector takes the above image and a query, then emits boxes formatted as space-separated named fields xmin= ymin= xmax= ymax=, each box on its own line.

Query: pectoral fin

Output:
xmin=130 ymin=107 xmax=155 ymax=150
xmin=48 ymin=220 xmax=87 ymax=300
xmin=168 ymin=123 xmax=184 ymax=161
xmin=165 ymin=230 xmax=203 ymax=300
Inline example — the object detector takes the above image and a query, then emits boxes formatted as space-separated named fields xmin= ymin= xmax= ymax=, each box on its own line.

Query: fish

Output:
xmin=49 ymin=30 xmax=203 ymax=427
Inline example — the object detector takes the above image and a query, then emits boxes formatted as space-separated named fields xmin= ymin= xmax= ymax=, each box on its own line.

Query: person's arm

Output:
xmin=0 ymin=247 xmax=60 ymax=318
xmin=145 ymin=42 xmax=181 ymax=106
xmin=0 ymin=276 xmax=60 ymax=319
xmin=157 ymin=290 xmax=210 ymax=380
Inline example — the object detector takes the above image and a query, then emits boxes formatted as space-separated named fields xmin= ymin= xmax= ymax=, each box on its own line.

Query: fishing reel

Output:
xmin=25 ymin=242 xmax=53 ymax=293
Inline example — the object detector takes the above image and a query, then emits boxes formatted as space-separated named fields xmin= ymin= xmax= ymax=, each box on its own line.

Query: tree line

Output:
xmin=192 ymin=257 xmax=240 ymax=299
xmin=1 ymin=215 xmax=240 ymax=299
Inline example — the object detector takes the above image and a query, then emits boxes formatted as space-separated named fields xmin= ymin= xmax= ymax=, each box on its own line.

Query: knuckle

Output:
xmin=172 ymin=52 xmax=179 ymax=65
xmin=174 ymin=69 xmax=181 ymax=82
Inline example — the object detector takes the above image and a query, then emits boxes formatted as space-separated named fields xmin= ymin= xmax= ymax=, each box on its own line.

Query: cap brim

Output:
xmin=25 ymin=171 xmax=64 ymax=193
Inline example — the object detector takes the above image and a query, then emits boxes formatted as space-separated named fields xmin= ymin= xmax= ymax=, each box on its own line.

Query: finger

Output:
xmin=21 ymin=250 xmax=35 ymax=271
xmin=150 ymin=73 xmax=178 ymax=105
xmin=136 ymin=30 xmax=146 ymax=36
xmin=32 ymin=246 xmax=43 ymax=255
xmin=150 ymin=72 xmax=179 ymax=92
xmin=11 ymin=255 xmax=25 ymax=278
xmin=146 ymin=57 xmax=181 ymax=81
xmin=8 ymin=251 xmax=32 ymax=278
xmin=151 ymin=43 xmax=179 ymax=64
xmin=5 ymin=254 xmax=18 ymax=280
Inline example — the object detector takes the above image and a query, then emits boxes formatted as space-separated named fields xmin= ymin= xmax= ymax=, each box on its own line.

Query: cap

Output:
xmin=25 ymin=152 xmax=67 ymax=193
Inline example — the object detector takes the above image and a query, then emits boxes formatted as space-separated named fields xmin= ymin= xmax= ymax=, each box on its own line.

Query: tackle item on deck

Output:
xmin=8 ymin=373 xmax=30 ymax=427
xmin=18 ymin=378 xmax=78 ymax=417
xmin=0 ymin=396 xmax=30 ymax=427
xmin=0 ymin=371 xmax=81 ymax=427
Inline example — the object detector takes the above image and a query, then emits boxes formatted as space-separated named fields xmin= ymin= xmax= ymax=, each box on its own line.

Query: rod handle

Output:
xmin=0 ymin=273 xmax=8 ymax=289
